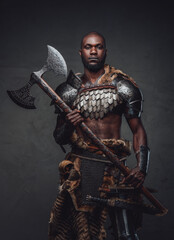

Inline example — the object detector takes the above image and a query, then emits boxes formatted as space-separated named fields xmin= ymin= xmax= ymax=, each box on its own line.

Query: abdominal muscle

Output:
xmin=76 ymin=113 xmax=122 ymax=140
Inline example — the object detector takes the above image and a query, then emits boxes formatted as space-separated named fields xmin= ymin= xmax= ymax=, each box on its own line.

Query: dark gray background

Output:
xmin=1 ymin=0 xmax=174 ymax=239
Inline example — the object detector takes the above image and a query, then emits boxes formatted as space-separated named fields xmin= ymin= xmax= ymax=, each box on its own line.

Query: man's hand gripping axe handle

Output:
xmin=7 ymin=46 xmax=167 ymax=216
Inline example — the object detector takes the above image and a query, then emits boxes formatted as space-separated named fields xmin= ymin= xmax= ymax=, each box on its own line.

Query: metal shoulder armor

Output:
xmin=50 ymin=70 xmax=82 ymax=114
xmin=117 ymin=77 xmax=143 ymax=119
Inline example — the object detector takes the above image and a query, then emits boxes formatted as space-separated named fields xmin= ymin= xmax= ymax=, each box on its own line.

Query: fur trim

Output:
xmin=98 ymin=64 xmax=138 ymax=88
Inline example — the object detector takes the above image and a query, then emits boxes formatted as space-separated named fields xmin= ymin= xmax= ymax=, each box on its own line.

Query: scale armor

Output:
xmin=72 ymin=77 xmax=143 ymax=120
xmin=73 ymin=85 xmax=120 ymax=119
xmin=52 ymin=65 xmax=143 ymax=120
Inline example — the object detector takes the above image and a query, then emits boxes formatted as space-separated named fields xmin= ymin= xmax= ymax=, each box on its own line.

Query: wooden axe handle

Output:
xmin=32 ymin=73 xmax=168 ymax=216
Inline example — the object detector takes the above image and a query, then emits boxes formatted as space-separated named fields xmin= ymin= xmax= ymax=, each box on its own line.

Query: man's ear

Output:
xmin=79 ymin=49 xmax=82 ymax=56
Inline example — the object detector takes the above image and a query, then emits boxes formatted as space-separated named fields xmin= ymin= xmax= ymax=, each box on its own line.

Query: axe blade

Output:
xmin=46 ymin=45 xmax=68 ymax=77
xmin=7 ymin=82 xmax=36 ymax=109
xmin=7 ymin=45 xmax=67 ymax=109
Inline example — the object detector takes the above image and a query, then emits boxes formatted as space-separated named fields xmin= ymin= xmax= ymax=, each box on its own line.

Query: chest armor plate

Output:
xmin=73 ymin=85 xmax=122 ymax=119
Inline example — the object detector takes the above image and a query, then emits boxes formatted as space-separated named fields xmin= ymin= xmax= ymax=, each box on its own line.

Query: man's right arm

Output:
xmin=53 ymin=113 xmax=73 ymax=145
xmin=53 ymin=109 xmax=84 ymax=145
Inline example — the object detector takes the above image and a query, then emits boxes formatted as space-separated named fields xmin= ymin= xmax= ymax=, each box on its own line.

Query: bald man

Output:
xmin=49 ymin=32 xmax=150 ymax=240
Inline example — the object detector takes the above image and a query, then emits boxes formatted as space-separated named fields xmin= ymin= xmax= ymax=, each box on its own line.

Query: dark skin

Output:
xmin=56 ymin=33 xmax=147 ymax=188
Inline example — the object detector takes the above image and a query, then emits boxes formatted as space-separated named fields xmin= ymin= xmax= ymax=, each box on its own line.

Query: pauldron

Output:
xmin=117 ymin=79 xmax=143 ymax=119
xmin=50 ymin=70 xmax=82 ymax=114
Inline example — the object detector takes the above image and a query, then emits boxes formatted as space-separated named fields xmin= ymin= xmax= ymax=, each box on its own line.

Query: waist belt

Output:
xmin=70 ymin=152 xmax=126 ymax=163
xmin=70 ymin=132 xmax=131 ymax=158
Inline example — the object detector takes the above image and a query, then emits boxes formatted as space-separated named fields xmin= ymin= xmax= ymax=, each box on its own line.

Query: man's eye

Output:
xmin=85 ymin=46 xmax=91 ymax=49
xmin=97 ymin=46 xmax=103 ymax=49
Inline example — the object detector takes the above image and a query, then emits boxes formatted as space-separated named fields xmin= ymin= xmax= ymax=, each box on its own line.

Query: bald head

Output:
xmin=79 ymin=32 xmax=107 ymax=72
xmin=80 ymin=32 xmax=106 ymax=49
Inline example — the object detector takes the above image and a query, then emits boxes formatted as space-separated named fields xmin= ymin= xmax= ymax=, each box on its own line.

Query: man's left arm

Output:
xmin=123 ymin=117 xmax=150 ymax=188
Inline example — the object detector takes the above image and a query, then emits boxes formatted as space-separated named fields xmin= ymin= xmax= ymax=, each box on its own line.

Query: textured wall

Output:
xmin=1 ymin=1 xmax=174 ymax=239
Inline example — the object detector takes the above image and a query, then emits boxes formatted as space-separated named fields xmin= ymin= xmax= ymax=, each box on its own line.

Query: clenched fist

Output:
xmin=121 ymin=166 xmax=145 ymax=188
xmin=66 ymin=109 xmax=84 ymax=127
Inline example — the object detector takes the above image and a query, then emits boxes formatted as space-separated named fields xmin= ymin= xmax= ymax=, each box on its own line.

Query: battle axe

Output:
xmin=7 ymin=45 xmax=167 ymax=216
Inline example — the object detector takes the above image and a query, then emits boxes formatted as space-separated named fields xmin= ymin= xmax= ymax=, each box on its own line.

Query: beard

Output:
xmin=81 ymin=53 xmax=106 ymax=72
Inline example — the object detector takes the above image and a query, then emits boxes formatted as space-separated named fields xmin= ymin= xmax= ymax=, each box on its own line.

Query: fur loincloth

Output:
xmin=49 ymin=144 xmax=143 ymax=240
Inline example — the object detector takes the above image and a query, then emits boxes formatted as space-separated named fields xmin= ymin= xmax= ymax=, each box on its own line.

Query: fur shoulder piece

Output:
xmin=98 ymin=64 xmax=138 ymax=88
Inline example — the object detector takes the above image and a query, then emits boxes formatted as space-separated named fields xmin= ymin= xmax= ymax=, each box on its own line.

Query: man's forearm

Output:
xmin=133 ymin=128 xmax=150 ymax=175
xmin=53 ymin=122 xmax=74 ymax=145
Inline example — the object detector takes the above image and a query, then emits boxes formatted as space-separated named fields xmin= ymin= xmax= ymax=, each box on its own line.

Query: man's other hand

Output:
xmin=121 ymin=166 xmax=145 ymax=188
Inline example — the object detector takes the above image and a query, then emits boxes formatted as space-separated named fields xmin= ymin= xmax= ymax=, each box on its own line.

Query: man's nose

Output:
xmin=90 ymin=47 xmax=97 ymax=54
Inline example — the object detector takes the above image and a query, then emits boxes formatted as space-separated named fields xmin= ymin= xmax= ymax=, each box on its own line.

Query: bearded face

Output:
xmin=80 ymin=34 xmax=107 ymax=72
xmin=81 ymin=51 xmax=106 ymax=72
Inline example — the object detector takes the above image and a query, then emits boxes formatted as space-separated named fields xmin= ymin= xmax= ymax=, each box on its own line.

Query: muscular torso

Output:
xmin=76 ymin=112 xmax=122 ymax=140
xmin=54 ymin=66 xmax=144 ymax=146
xmin=53 ymin=66 xmax=147 ymax=188
xmin=71 ymin=79 xmax=124 ymax=140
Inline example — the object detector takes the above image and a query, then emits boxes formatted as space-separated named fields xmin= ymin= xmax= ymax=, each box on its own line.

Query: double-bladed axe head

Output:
xmin=7 ymin=45 xmax=68 ymax=109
